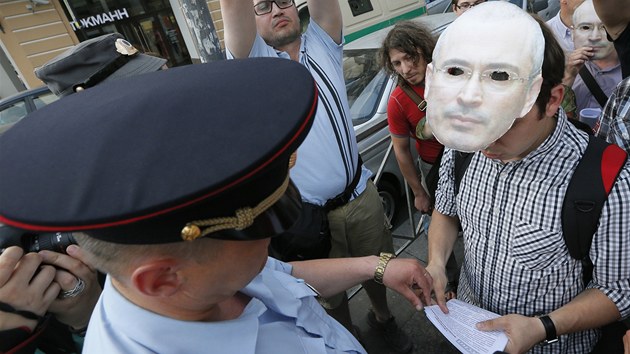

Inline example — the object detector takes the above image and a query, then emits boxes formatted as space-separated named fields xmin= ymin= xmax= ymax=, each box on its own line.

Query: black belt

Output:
xmin=324 ymin=157 xmax=363 ymax=211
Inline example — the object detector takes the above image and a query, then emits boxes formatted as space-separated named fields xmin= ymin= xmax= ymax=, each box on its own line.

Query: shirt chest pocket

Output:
xmin=510 ymin=220 xmax=569 ymax=271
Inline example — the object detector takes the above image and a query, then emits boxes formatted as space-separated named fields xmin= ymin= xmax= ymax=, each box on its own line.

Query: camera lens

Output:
xmin=29 ymin=232 xmax=76 ymax=253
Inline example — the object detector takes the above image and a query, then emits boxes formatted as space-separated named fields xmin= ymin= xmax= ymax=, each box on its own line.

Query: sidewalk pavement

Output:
xmin=348 ymin=213 xmax=464 ymax=354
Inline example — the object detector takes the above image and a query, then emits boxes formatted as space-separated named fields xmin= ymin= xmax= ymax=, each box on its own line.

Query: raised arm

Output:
xmin=592 ymin=0 xmax=630 ymax=39
xmin=307 ymin=0 xmax=343 ymax=44
xmin=219 ymin=0 xmax=258 ymax=58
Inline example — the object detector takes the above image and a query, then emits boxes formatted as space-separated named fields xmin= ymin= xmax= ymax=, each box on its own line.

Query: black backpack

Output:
xmin=453 ymin=125 xmax=629 ymax=353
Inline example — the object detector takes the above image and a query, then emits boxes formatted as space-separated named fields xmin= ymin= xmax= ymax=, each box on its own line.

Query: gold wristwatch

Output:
xmin=374 ymin=252 xmax=395 ymax=284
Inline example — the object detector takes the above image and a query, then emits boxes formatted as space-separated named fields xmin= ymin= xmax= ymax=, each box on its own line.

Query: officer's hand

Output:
xmin=476 ymin=314 xmax=546 ymax=354
xmin=382 ymin=258 xmax=432 ymax=310
xmin=40 ymin=246 xmax=101 ymax=330
xmin=0 ymin=247 xmax=59 ymax=331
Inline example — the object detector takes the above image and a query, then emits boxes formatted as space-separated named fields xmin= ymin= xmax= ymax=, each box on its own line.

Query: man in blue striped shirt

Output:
xmin=425 ymin=3 xmax=630 ymax=353
xmin=219 ymin=0 xmax=412 ymax=352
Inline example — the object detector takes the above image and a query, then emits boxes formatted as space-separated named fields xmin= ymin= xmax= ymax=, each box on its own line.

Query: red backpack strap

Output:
xmin=601 ymin=144 xmax=628 ymax=194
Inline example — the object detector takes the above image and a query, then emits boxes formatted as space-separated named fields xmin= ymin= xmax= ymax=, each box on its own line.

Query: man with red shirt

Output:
xmin=380 ymin=21 xmax=458 ymax=294
xmin=380 ymin=20 xmax=443 ymax=213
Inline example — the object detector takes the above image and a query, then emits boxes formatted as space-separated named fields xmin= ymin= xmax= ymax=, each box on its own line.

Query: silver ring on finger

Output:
xmin=59 ymin=277 xmax=86 ymax=299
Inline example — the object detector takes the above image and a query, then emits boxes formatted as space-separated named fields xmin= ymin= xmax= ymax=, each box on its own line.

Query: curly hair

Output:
xmin=379 ymin=20 xmax=436 ymax=84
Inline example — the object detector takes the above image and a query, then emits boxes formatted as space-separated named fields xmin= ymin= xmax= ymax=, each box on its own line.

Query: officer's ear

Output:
xmin=131 ymin=259 xmax=182 ymax=297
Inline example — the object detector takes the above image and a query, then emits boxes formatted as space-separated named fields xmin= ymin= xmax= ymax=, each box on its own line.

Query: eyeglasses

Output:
xmin=455 ymin=1 xmax=485 ymax=10
xmin=254 ymin=0 xmax=294 ymax=15
xmin=434 ymin=66 xmax=537 ymax=90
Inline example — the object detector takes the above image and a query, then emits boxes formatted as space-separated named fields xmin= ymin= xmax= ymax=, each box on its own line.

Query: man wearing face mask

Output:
xmin=563 ymin=0 xmax=622 ymax=113
xmin=424 ymin=3 xmax=630 ymax=353
xmin=547 ymin=0 xmax=585 ymax=53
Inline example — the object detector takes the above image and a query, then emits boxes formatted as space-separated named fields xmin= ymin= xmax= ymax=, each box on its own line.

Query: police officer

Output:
xmin=0 ymin=58 xmax=433 ymax=353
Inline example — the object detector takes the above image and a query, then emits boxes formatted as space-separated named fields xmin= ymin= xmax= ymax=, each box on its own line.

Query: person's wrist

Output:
xmin=0 ymin=313 xmax=37 ymax=332
xmin=538 ymin=315 xmax=558 ymax=345
xmin=373 ymin=252 xmax=395 ymax=284
xmin=413 ymin=191 xmax=428 ymax=200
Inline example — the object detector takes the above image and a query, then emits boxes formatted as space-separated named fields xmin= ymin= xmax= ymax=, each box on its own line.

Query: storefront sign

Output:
xmin=70 ymin=8 xmax=129 ymax=31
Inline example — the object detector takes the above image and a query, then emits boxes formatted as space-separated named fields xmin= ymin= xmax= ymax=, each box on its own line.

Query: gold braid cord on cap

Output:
xmin=288 ymin=152 xmax=297 ymax=169
xmin=181 ymin=175 xmax=290 ymax=241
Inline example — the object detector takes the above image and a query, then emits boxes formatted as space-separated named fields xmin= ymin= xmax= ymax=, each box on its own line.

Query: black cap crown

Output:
xmin=1 ymin=58 xmax=317 ymax=244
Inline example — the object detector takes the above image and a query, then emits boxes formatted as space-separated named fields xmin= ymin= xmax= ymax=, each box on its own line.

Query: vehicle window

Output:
xmin=33 ymin=91 xmax=58 ymax=109
xmin=0 ymin=101 xmax=28 ymax=126
xmin=343 ymin=49 xmax=388 ymax=126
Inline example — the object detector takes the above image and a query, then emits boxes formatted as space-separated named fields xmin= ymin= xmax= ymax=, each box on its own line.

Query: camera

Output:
xmin=0 ymin=224 xmax=76 ymax=254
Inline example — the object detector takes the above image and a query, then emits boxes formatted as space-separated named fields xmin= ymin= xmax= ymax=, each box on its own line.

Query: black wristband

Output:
xmin=539 ymin=315 xmax=558 ymax=345
xmin=0 ymin=301 xmax=43 ymax=321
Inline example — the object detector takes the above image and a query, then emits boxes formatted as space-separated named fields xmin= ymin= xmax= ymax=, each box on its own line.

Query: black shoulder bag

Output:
xmin=269 ymin=159 xmax=363 ymax=262
xmin=578 ymin=66 xmax=609 ymax=108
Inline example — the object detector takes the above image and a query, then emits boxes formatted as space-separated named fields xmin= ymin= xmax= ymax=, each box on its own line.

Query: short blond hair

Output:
xmin=74 ymin=233 xmax=213 ymax=280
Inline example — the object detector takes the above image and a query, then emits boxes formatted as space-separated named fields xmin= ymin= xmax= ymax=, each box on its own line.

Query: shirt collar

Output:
xmin=100 ymin=275 xmax=263 ymax=353
xmin=517 ymin=109 xmax=567 ymax=163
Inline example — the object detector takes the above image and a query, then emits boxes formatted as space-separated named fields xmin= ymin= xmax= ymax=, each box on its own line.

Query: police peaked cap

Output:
xmin=0 ymin=58 xmax=317 ymax=244
xmin=35 ymin=32 xmax=167 ymax=97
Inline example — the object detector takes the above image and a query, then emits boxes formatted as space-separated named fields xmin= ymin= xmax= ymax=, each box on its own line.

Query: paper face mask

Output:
xmin=425 ymin=2 xmax=544 ymax=152
xmin=572 ymin=1 xmax=615 ymax=61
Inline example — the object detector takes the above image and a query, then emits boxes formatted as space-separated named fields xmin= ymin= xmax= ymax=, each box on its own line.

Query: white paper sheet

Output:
xmin=425 ymin=300 xmax=508 ymax=354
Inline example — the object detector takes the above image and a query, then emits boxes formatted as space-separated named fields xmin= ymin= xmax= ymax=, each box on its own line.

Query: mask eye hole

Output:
xmin=489 ymin=71 xmax=510 ymax=81
xmin=446 ymin=67 xmax=465 ymax=76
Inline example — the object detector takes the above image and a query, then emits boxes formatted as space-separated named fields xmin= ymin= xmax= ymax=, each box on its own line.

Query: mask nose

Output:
xmin=456 ymin=73 xmax=483 ymax=106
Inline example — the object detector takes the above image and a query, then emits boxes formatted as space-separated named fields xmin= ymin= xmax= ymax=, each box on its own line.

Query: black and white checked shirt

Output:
xmin=435 ymin=111 xmax=630 ymax=353
xmin=596 ymin=76 xmax=630 ymax=153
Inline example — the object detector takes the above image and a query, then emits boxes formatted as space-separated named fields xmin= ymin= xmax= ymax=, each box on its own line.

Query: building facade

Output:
xmin=0 ymin=0 xmax=224 ymax=97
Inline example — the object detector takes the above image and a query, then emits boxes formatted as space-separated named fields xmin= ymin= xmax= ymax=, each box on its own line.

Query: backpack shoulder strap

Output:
xmin=453 ymin=151 xmax=474 ymax=196
xmin=562 ymin=135 xmax=627 ymax=261
xmin=398 ymin=81 xmax=427 ymax=112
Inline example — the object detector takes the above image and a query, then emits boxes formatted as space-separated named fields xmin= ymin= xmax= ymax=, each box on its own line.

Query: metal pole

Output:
xmin=176 ymin=0 xmax=224 ymax=62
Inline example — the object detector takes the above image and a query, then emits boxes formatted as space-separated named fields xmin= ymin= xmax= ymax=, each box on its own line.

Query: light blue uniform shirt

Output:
xmin=83 ymin=258 xmax=365 ymax=353
xmin=227 ymin=21 xmax=371 ymax=206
